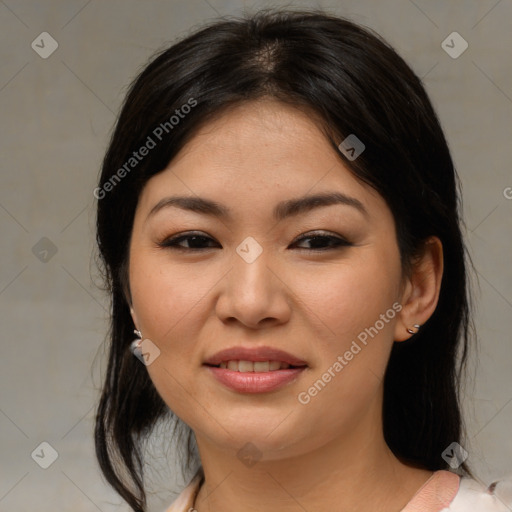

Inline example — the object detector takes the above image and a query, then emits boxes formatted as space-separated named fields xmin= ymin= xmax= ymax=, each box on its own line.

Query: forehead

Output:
xmin=174 ymin=99 xmax=333 ymax=167
xmin=136 ymin=99 xmax=388 ymax=221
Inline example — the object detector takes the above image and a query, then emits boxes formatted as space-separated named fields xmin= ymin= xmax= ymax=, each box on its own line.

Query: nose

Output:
xmin=214 ymin=244 xmax=292 ymax=329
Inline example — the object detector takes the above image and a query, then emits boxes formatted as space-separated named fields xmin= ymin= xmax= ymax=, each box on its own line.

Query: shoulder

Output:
xmin=445 ymin=475 xmax=512 ymax=511
xmin=164 ymin=468 xmax=204 ymax=512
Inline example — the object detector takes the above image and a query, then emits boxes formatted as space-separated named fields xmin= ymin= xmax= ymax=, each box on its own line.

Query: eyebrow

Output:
xmin=147 ymin=191 xmax=368 ymax=222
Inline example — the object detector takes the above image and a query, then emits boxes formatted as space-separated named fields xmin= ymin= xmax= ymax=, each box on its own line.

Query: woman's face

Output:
xmin=128 ymin=99 xmax=408 ymax=461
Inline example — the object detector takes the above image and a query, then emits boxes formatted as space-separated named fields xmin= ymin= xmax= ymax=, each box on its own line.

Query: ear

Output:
xmin=394 ymin=236 xmax=444 ymax=341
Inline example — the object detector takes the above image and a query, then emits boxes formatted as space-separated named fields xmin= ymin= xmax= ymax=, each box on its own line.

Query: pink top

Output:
xmin=164 ymin=468 xmax=512 ymax=511
xmin=401 ymin=470 xmax=459 ymax=511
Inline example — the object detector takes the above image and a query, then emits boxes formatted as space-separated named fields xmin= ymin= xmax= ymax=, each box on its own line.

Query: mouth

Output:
xmin=204 ymin=360 xmax=306 ymax=372
xmin=203 ymin=346 xmax=308 ymax=368
xmin=202 ymin=346 xmax=308 ymax=393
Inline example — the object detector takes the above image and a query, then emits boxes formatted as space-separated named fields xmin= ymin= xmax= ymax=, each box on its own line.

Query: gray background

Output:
xmin=0 ymin=1 xmax=511 ymax=511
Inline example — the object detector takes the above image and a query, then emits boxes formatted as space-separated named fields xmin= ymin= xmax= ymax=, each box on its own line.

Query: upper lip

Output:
xmin=203 ymin=346 xmax=308 ymax=367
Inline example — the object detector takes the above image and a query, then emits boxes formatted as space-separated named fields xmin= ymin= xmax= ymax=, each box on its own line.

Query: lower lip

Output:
xmin=204 ymin=365 xmax=306 ymax=393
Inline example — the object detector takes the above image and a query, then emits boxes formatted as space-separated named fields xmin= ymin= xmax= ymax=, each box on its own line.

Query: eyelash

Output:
xmin=158 ymin=231 xmax=353 ymax=252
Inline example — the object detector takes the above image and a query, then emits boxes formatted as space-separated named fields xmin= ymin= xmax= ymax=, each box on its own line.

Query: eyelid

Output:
xmin=293 ymin=230 xmax=351 ymax=242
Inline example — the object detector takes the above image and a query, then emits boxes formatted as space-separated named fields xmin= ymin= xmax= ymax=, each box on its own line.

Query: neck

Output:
xmin=192 ymin=409 xmax=432 ymax=512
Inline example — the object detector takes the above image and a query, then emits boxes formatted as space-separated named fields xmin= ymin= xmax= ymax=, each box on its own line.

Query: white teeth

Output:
xmin=269 ymin=361 xmax=281 ymax=371
xmin=218 ymin=360 xmax=293 ymax=372
xmin=253 ymin=361 xmax=269 ymax=372
xmin=238 ymin=360 xmax=253 ymax=372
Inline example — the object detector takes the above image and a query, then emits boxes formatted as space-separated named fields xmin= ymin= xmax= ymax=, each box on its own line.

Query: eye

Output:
xmin=158 ymin=232 xmax=219 ymax=251
xmin=291 ymin=231 xmax=353 ymax=251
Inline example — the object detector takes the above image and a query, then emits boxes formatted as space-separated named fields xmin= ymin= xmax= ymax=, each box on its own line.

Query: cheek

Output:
xmin=130 ymin=250 xmax=210 ymax=343
xmin=300 ymin=252 xmax=402 ymax=349
xmin=129 ymin=253 xmax=211 ymax=424
xmin=291 ymin=260 xmax=400 ymax=436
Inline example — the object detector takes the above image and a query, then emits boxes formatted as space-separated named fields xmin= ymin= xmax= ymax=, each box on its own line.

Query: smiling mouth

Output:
xmin=204 ymin=360 xmax=307 ymax=372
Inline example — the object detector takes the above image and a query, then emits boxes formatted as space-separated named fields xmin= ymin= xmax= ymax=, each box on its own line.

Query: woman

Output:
xmin=94 ymin=9 xmax=510 ymax=512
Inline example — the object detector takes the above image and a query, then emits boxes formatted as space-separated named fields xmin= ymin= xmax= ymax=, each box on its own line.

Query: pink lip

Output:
xmin=205 ymin=366 xmax=307 ymax=393
xmin=203 ymin=346 xmax=308 ymax=367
